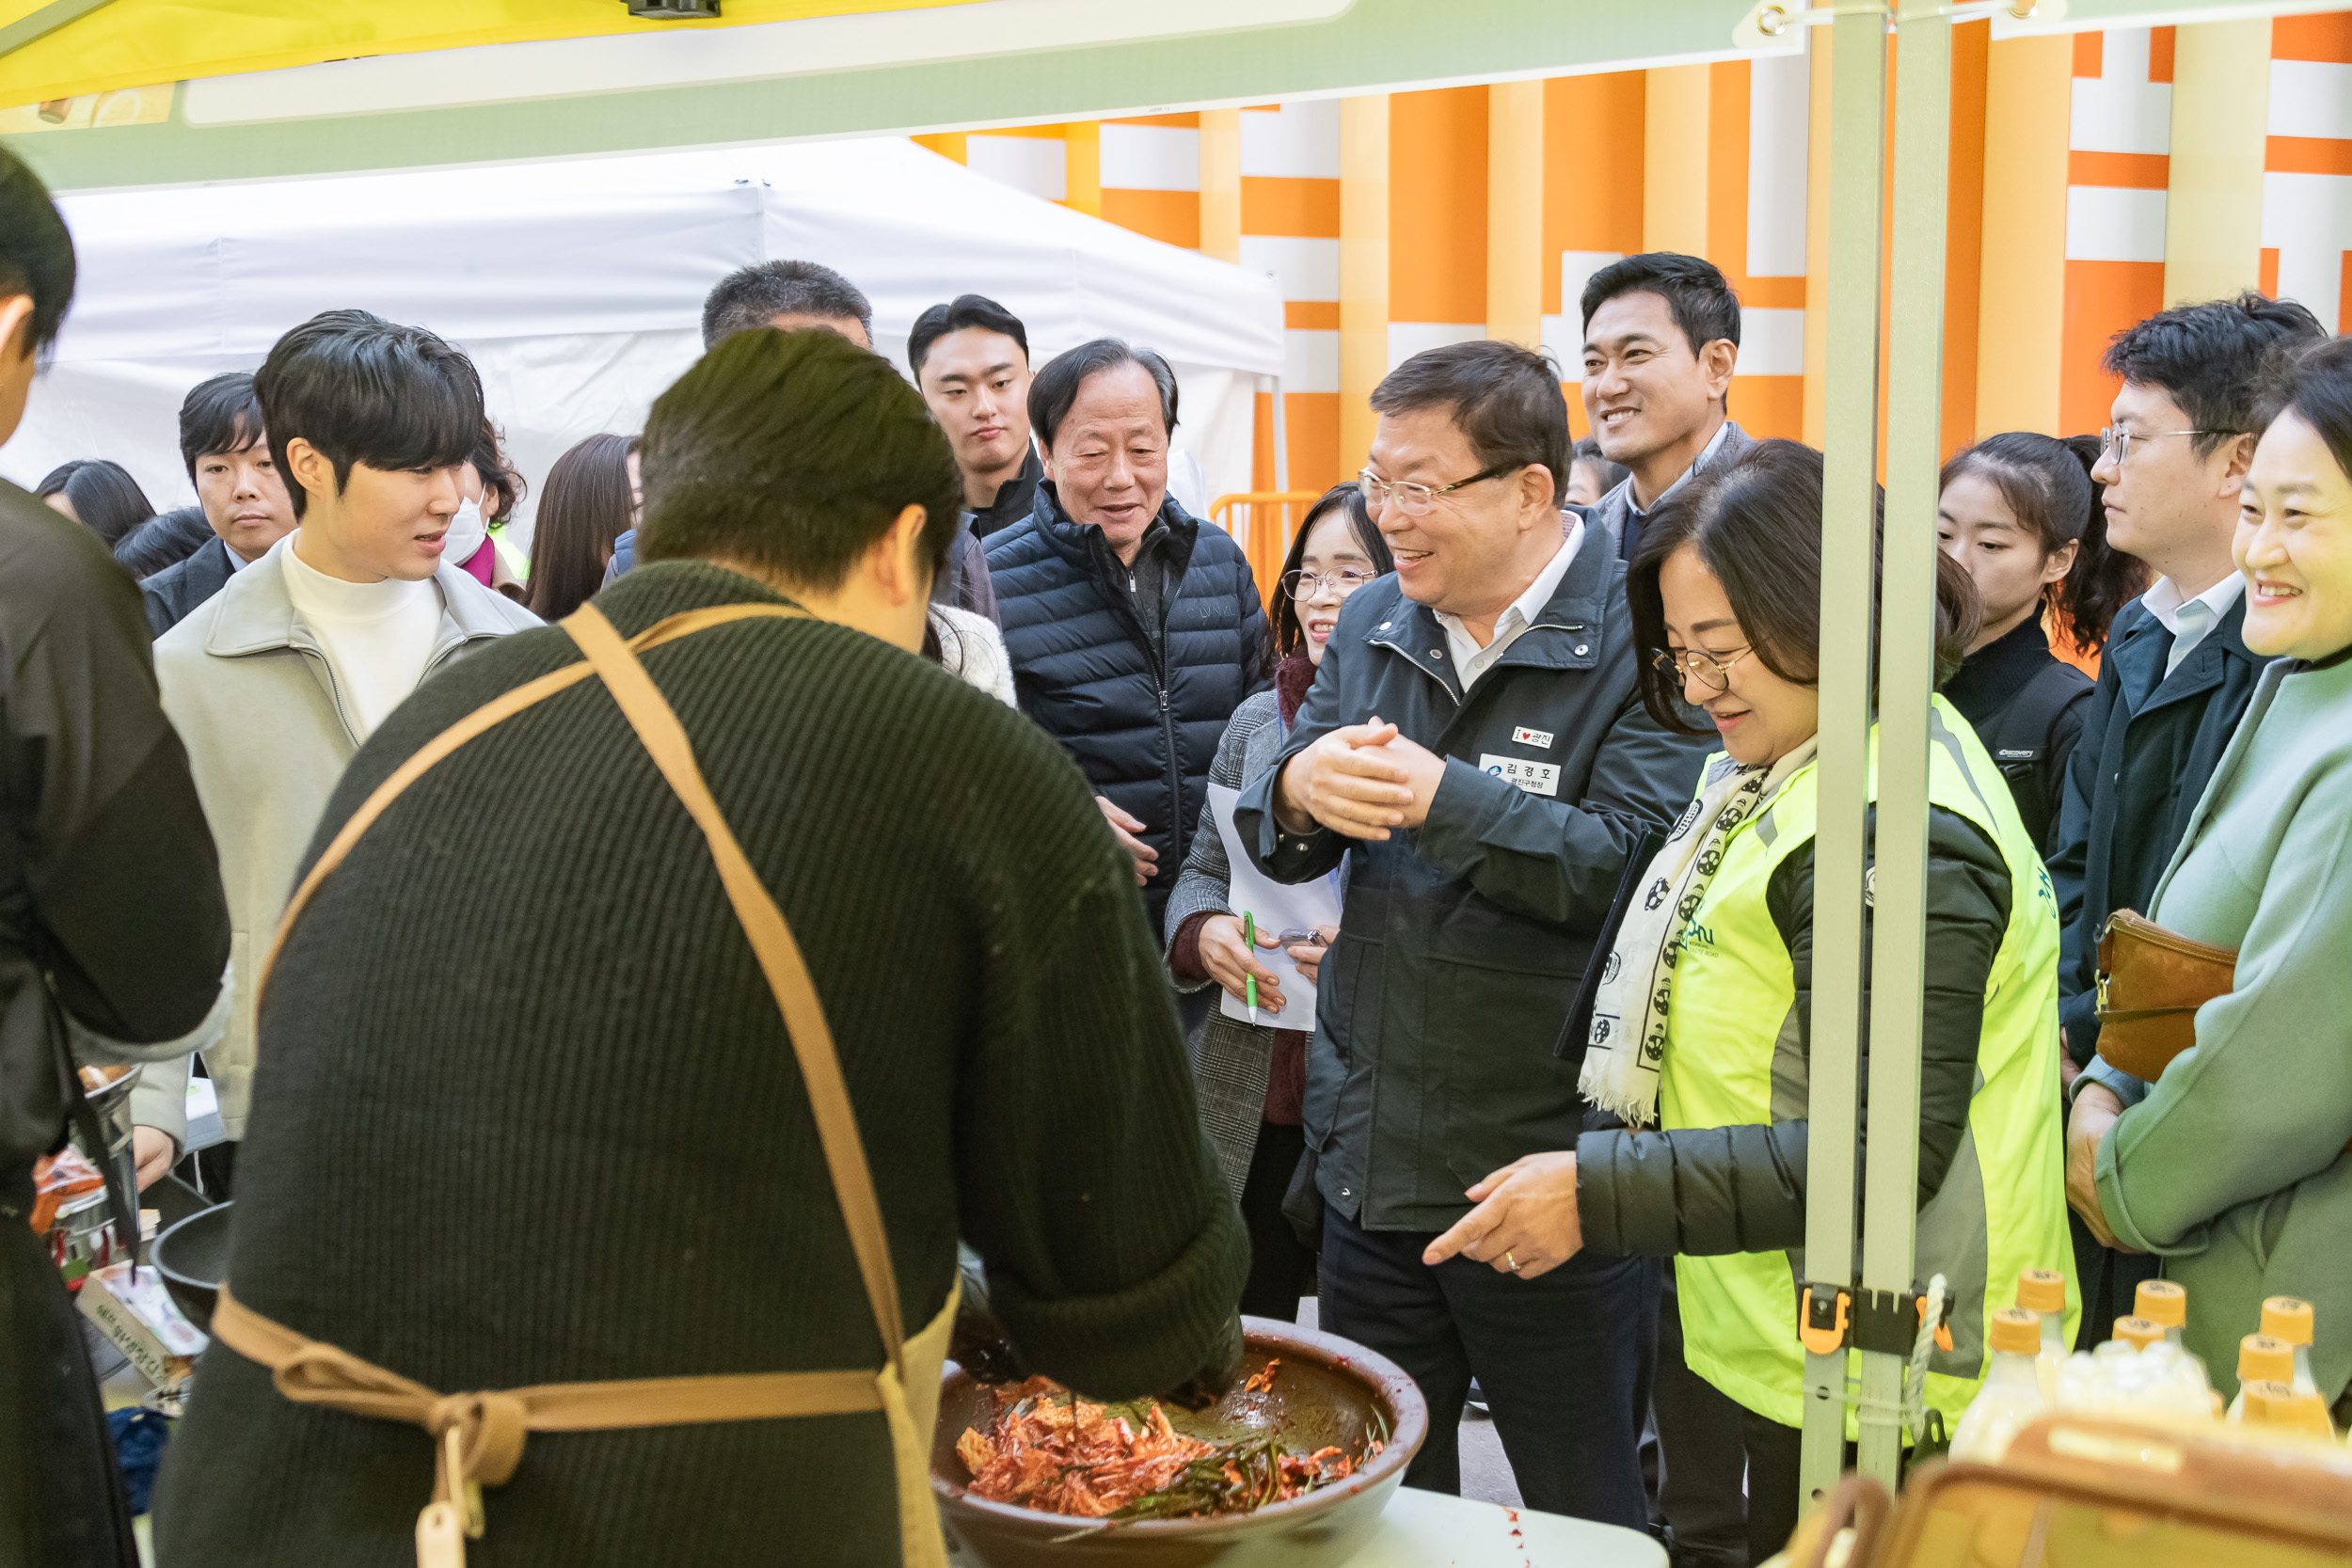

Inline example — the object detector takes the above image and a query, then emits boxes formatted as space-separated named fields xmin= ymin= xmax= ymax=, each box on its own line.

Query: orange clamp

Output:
xmin=1916 ymin=1294 xmax=1953 ymax=1353
xmin=1800 ymin=1286 xmax=1850 ymax=1356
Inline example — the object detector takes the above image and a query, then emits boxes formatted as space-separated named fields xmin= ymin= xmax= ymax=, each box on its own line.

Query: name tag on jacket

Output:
xmin=1480 ymin=753 xmax=1561 ymax=797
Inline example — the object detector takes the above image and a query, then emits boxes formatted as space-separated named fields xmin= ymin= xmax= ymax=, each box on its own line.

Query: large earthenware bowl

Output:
xmin=932 ymin=1315 xmax=1427 ymax=1568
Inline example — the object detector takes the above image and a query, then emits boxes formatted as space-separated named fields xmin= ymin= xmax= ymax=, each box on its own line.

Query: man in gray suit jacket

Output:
xmin=1575 ymin=253 xmax=1752 ymax=569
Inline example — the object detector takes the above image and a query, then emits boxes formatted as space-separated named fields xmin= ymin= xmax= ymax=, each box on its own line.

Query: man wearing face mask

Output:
xmin=140 ymin=372 xmax=299 ymax=637
xmin=150 ymin=309 xmax=538 ymax=1189
xmin=452 ymin=422 xmax=531 ymax=604
xmin=1577 ymin=253 xmax=1751 ymax=567
xmin=987 ymin=339 xmax=1271 ymax=931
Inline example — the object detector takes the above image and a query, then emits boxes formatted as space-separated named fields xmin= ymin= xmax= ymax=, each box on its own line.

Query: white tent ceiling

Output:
xmin=7 ymin=136 xmax=1285 ymax=546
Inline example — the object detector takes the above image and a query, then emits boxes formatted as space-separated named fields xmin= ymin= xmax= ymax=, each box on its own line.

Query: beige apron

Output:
xmin=209 ymin=601 xmax=956 ymax=1568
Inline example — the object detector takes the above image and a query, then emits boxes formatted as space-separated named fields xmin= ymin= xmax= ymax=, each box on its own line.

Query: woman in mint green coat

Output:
xmin=2076 ymin=336 xmax=2352 ymax=1418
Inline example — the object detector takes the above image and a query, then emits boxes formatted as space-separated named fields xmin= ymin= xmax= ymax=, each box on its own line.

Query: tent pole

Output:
xmin=1800 ymin=0 xmax=1886 ymax=1515
xmin=1859 ymin=0 xmax=1951 ymax=1487
xmin=0 ymin=0 xmax=117 ymax=59
xmin=1271 ymin=373 xmax=1292 ymax=496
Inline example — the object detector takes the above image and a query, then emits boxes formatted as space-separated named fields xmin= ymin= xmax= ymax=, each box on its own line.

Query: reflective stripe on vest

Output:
xmin=1660 ymin=696 xmax=2078 ymax=1431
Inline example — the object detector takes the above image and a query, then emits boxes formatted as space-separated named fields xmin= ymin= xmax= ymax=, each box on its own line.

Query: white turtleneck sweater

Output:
xmin=278 ymin=533 xmax=443 ymax=739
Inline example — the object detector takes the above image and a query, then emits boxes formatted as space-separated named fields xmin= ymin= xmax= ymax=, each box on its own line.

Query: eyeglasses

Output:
xmin=2099 ymin=426 xmax=2223 ymax=464
xmin=1357 ymin=462 xmax=1518 ymax=517
xmin=1281 ymin=566 xmax=1379 ymax=599
xmin=1651 ymin=645 xmax=1752 ymax=693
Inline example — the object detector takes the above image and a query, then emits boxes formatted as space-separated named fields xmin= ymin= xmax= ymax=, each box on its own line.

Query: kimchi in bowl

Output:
xmin=932 ymin=1315 xmax=1428 ymax=1568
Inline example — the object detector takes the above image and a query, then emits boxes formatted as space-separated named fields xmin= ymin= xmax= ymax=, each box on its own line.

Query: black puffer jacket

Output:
xmin=988 ymin=485 xmax=1271 ymax=926
xmin=1574 ymin=804 xmax=2010 ymax=1257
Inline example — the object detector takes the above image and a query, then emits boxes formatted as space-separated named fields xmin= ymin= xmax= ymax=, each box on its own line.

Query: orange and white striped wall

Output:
xmin=919 ymin=12 xmax=2352 ymax=495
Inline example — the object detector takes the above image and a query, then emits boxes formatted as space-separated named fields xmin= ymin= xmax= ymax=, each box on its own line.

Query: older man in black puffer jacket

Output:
xmin=987 ymin=340 xmax=1271 ymax=931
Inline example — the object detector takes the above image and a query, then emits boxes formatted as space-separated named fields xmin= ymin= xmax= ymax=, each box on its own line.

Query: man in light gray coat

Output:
xmin=142 ymin=312 xmax=537 ymax=1180
xmin=1576 ymin=252 xmax=1754 ymax=572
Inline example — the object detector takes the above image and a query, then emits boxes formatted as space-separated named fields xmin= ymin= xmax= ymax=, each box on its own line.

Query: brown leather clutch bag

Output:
xmin=2094 ymin=909 xmax=2238 ymax=1084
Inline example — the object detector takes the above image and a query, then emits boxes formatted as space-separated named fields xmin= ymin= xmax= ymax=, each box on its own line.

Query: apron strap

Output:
xmin=561 ymin=603 xmax=909 ymax=1370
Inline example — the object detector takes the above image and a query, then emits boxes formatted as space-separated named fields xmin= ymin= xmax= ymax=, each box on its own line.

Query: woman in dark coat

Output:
xmin=1935 ymin=431 xmax=2145 ymax=850
xmin=1163 ymin=484 xmax=1389 ymax=1319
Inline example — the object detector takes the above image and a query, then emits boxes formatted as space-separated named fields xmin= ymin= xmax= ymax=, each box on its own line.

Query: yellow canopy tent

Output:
xmin=0 ymin=0 xmax=980 ymax=105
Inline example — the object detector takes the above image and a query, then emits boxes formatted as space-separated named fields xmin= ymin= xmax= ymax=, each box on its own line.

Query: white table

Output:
xmin=1341 ymin=1487 xmax=1665 ymax=1567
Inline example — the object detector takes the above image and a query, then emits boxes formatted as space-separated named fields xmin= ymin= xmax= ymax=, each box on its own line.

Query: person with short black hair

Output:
xmin=113 ymin=504 xmax=215 ymax=580
xmin=37 ymin=457 xmax=153 ymax=547
xmin=987 ymin=337 xmax=1272 ymax=931
xmin=140 ymin=371 xmax=300 ymax=635
xmin=151 ymin=309 xmax=538 ymax=1170
xmin=1565 ymin=436 xmax=1630 ymax=509
xmin=911 ymin=293 xmax=1042 ymax=539
xmin=0 ymin=142 xmax=230 ymax=1568
xmin=1237 ymin=339 xmax=1712 ymax=1530
xmin=1579 ymin=252 xmax=1751 ymax=565
xmin=701 ymin=256 xmax=874 ymax=350
xmin=154 ymin=325 xmax=1248 ymax=1567
xmin=2058 ymin=291 xmax=2324 ymax=1346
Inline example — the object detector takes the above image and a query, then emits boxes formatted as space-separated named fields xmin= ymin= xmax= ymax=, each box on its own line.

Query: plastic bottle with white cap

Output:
xmin=1950 ymin=1307 xmax=2047 ymax=1463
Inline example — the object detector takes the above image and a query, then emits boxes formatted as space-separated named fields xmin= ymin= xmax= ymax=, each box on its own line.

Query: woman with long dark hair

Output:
xmin=1936 ymin=431 xmax=2147 ymax=848
xmin=1163 ymin=483 xmax=1391 ymax=1319
xmin=37 ymin=457 xmax=153 ymax=548
xmin=1422 ymin=440 xmax=2071 ymax=1561
xmin=528 ymin=433 xmax=638 ymax=622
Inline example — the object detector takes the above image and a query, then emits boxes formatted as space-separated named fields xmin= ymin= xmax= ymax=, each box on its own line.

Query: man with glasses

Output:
xmin=1234 ymin=340 xmax=1711 ymax=1530
xmin=2055 ymin=293 xmax=2321 ymax=1345
xmin=1576 ymin=252 xmax=1751 ymax=564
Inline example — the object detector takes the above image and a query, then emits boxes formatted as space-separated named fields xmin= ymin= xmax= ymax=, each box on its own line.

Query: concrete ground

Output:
xmin=1291 ymin=1297 xmax=1525 ymax=1510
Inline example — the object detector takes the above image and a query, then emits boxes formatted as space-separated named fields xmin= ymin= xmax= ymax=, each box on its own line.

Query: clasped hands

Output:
xmin=1272 ymin=718 xmax=1446 ymax=840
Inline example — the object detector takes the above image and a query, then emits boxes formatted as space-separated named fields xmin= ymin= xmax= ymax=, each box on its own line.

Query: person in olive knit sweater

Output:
xmin=154 ymin=327 xmax=1248 ymax=1566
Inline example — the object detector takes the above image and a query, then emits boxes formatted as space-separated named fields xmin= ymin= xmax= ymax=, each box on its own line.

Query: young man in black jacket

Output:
xmin=0 ymin=145 xmax=231 ymax=1568
xmin=1236 ymin=341 xmax=1710 ymax=1530
xmin=140 ymin=372 xmax=297 ymax=637
xmin=2057 ymin=292 xmax=2322 ymax=1339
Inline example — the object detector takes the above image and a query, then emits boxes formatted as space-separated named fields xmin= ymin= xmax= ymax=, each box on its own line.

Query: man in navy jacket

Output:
xmin=2057 ymin=293 xmax=2320 ymax=1340
xmin=1236 ymin=341 xmax=1708 ymax=1530
xmin=988 ymin=340 xmax=1270 ymax=931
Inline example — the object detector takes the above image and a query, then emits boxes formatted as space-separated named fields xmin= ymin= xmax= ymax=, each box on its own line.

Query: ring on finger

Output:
xmin=1504 ymin=1250 xmax=1521 ymax=1274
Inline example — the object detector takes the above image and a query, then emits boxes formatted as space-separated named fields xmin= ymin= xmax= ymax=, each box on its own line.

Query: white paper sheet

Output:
xmin=1207 ymin=783 xmax=1343 ymax=1031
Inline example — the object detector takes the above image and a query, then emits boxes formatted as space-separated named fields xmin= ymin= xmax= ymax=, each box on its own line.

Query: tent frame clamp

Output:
xmin=1798 ymin=0 xmax=1953 ymax=1515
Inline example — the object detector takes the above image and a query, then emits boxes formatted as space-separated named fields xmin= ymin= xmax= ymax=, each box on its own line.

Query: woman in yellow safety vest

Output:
xmin=1427 ymin=438 xmax=2074 ymax=1562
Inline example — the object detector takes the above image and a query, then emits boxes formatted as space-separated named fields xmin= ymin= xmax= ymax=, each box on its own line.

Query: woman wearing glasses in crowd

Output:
xmin=1165 ymin=483 xmax=1391 ymax=1320
xmin=1424 ymin=440 xmax=2072 ymax=1562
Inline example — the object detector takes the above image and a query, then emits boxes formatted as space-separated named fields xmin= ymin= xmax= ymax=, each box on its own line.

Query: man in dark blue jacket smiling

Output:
xmin=1235 ymin=340 xmax=1710 ymax=1529
xmin=988 ymin=340 xmax=1270 ymax=930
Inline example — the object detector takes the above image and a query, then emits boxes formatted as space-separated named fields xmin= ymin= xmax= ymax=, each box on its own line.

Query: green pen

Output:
xmin=1242 ymin=911 xmax=1259 ymax=1024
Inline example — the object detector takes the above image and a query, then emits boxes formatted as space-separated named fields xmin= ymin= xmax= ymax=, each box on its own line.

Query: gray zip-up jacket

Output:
xmin=1234 ymin=532 xmax=1712 ymax=1230
xmin=147 ymin=537 xmax=538 ymax=1140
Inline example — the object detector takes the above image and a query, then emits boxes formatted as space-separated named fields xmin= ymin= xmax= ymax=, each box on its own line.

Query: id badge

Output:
xmin=1480 ymin=753 xmax=1561 ymax=798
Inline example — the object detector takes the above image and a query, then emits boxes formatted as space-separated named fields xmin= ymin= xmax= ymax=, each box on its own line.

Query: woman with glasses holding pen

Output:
xmin=1165 ymin=483 xmax=1391 ymax=1321
xmin=1423 ymin=439 xmax=2073 ymax=1562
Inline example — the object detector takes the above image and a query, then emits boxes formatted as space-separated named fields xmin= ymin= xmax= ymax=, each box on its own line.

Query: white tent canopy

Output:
xmin=7 ymin=137 xmax=1285 ymax=546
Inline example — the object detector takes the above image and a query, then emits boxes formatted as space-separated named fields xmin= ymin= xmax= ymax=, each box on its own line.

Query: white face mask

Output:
xmin=443 ymin=496 xmax=488 ymax=563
